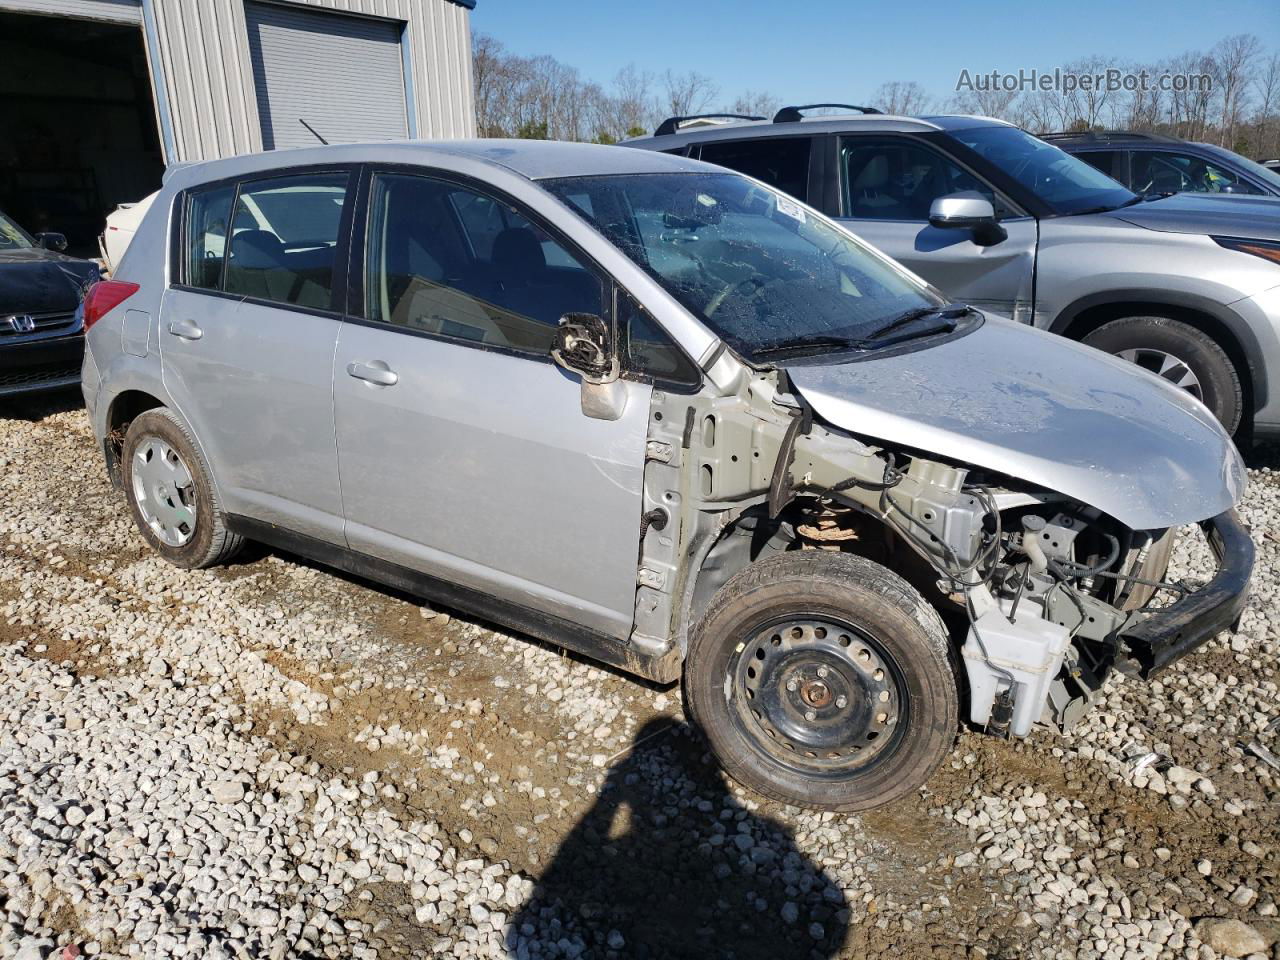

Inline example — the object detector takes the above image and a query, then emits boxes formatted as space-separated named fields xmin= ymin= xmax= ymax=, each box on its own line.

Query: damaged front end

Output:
xmin=640 ymin=359 xmax=1253 ymax=743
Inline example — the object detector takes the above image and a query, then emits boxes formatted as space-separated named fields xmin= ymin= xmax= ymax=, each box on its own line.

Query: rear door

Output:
xmin=331 ymin=169 xmax=652 ymax=638
xmin=159 ymin=168 xmax=354 ymax=543
xmin=833 ymin=135 xmax=1038 ymax=322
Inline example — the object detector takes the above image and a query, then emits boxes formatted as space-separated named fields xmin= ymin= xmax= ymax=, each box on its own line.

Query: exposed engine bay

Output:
xmin=634 ymin=366 xmax=1248 ymax=738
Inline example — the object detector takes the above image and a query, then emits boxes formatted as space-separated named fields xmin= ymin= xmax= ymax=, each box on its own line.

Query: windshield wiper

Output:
xmin=862 ymin=304 xmax=971 ymax=342
xmin=752 ymin=335 xmax=869 ymax=359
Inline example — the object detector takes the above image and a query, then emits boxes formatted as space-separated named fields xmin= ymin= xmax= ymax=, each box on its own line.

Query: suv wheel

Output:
xmin=122 ymin=408 xmax=243 ymax=568
xmin=685 ymin=551 xmax=958 ymax=811
xmin=1082 ymin=317 xmax=1243 ymax=434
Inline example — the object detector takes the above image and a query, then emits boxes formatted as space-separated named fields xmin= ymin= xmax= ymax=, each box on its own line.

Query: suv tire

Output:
xmin=1083 ymin=317 xmax=1243 ymax=434
xmin=122 ymin=408 xmax=244 ymax=568
xmin=685 ymin=551 xmax=958 ymax=811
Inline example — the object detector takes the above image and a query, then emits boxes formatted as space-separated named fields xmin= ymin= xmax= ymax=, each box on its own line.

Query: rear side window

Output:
xmin=697 ymin=138 xmax=812 ymax=202
xmin=221 ymin=172 xmax=350 ymax=310
xmin=185 ymin=185 xmax=235 ymax=290
xmin=1074 ymin=150 xmax=1121 ymax=181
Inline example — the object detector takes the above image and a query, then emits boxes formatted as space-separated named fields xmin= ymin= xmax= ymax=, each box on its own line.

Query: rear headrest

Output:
xmin=231 ymin=230 xmax=287 ymax=268
xmin=491 ymin=227 xmax=546 ymax=281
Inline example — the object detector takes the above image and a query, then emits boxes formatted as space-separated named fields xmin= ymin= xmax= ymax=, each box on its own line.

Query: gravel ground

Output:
xmin=0 ymin=391 xmax=1277 ymax=960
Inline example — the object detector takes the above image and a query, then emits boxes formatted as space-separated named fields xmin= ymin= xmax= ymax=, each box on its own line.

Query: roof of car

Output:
xmin=626 ymin=112 xmax=1014 ymax=147
xmin=165 ymin=138 xmax=712 ymax=190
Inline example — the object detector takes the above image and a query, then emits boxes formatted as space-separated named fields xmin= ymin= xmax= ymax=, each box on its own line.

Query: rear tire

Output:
xmin=1082 ymin=316 xmax=1243 ymax=434
xmin=122 ymin=408 xmax=243 ymax=569
xmin=685 ymin=551 xmax=958 ymax=811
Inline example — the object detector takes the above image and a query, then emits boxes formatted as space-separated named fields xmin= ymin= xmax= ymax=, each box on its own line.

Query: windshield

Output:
xmin=1202 ymin=145 xmax=1280 ymax=193
xmin=0 ymin=211 xmax=34 ymax=251
xmin=542 ymin=172 xmax=948 ymax=363
xmin=950 ymin=126 xmax=1137 ymax=215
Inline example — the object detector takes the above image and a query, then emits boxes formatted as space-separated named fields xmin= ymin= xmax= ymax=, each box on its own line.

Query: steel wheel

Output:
xmin=1114 ymin=347 xmax=1204 ymax=401
xmin=729 ymin=616 xmax=907 ymax=779
xmin=130 ymin=436 xmax=198 ymax=547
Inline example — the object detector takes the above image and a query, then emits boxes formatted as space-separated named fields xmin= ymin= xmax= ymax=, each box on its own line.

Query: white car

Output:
xmin=100 ymin=192 xmax=157 ymax=275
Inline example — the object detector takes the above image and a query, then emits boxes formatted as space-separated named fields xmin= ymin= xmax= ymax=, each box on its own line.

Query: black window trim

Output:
xmin=834 ymin=131 xmax=1031 ymax=223
xmin=344 ymin=162 xmax=703 ymax=391
xmin=169 ymin=162 xmax=360 ymax=321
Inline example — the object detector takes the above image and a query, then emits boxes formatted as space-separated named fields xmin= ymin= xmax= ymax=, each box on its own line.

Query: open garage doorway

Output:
xmin=0 ymin=9 xmax=164 ymax=258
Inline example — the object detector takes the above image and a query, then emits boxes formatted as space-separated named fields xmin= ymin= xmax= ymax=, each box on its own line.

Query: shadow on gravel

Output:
xmin=507 ymin=719 xmax=849 ymax=960
xmin=1243 ymin=439 xmax=1280 ymax=470
xmin=0 ymin=386 xmax=84 ymax=422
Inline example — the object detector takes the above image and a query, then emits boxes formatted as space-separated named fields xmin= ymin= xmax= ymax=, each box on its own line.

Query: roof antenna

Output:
xmin=299 ymin=118 xmax=329 ymax=145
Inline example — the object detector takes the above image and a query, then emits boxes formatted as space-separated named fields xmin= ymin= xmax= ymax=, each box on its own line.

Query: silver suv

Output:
xmin=83 ymin=140 xmax=1252 ymax=811
xmin=627 ymin=109 xmax=1280 ymax=438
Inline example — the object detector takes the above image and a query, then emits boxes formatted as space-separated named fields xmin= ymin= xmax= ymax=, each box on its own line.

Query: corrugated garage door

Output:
xmin=246 ymin=1 xmax=408 ymax=150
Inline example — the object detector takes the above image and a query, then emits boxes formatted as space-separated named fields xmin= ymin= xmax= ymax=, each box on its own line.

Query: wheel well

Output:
xmin=684 ymin=499 xmax=954 ymax=645
xmin=104 ymin=390 xmax=164 ymax=487
xmin=1058 ymin=301 xmax=1254 ymax=423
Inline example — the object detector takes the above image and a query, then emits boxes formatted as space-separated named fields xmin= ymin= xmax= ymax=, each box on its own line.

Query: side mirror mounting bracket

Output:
xmin=551 ymin=313 xmax=626 ymax=421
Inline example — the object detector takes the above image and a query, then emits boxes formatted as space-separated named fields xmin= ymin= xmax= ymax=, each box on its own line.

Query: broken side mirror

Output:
xmin=551 ymin=312 xmax=627 ymax=421
xmin=35 ymin=232 xmax=68 ymax=252
xmin=928 ymin=192 xmax=1007 ymax=247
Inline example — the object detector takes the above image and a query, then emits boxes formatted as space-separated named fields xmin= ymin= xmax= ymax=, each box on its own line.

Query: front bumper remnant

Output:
xmin=1120 ymin=510 xmax=1254 ymax=679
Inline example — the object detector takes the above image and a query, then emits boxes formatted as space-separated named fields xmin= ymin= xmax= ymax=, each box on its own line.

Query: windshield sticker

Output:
xmin=775 ymin=196 xmax=807 ymax=224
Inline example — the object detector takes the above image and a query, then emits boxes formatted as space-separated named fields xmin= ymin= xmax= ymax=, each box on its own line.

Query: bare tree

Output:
xmin=660 ymin=70 xmax=718 ymax=118
xmin=1213 ymin=34 xmax=1262 ymax=148
xmin=1254 ymin=52 xmax=1280 ymax=157
xmin=872 ymin=81 xmax=933 ymax=116
xmin=727 ymin=90 xmax=781 ymax=119
xmin=948 ymin=86 xmax=1023 ymax=122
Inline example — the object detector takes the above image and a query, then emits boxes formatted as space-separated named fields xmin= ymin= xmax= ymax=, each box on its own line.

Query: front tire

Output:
xmin=685 ymin=551 xmax=958 ymax=811
xmin=121 ymin=408 xmax=243 ymax=569
xmin=1082 ymin=316 xmax=1243 ymax=434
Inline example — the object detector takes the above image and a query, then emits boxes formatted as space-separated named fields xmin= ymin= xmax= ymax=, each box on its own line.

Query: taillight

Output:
xmin=83 ymin=279 xmax=140 ymax=330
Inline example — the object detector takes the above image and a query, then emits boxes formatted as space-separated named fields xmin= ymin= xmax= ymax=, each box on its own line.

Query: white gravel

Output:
xmin=1 ymin=397 xmax=1277 ymax=960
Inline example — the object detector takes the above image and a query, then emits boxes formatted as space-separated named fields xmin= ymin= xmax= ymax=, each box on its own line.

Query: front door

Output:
xmin=332 ymin=170 xmax=651 ymax=638
xmin=159 ymin=169 xmax=353 ymax=542
xmin=835 ymin=135 xmax=1037 ymax=322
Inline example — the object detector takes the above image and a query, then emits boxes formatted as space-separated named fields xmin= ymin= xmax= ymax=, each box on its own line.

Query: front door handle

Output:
xmin=167 ymin=318 xmax=203 ymax=341
xmin=346 ymin=360 xmax=399 ymax=387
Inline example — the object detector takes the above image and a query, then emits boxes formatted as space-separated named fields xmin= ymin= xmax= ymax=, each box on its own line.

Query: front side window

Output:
xmin=0 ymin=210 xmax=34 ymax=251
xmin=184 ymin=185 xmax=235 ymax=290
xmin=1131 ymin=150 xmax=1260 ymax=195
xmin=619 ymin=291 xmax=700 ymax=387
xmin=222 ymin=172 xmax=350 ymax=309
xmin=365 ymin=173 xmax=603 ymax=356
xmin=841 ymin=137 xmax=1001 ymax=221
xmin=544 ymin=172 xmax=953 ymax=365
xmin=697 ymin=137 xmax=812 ymax=203
xmin=948 ymin=125 xmax=1135 ymax=215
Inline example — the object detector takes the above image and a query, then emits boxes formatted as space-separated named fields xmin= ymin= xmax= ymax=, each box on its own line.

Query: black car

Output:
xmin=1043 ymin=131 xmax=1280 ymax=198
xmin=0 ymin=209 xmax=101 ymax=398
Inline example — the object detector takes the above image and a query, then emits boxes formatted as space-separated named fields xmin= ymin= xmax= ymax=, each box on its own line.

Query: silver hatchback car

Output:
xmin=82 ymin=140 xmax=1252 ymax=811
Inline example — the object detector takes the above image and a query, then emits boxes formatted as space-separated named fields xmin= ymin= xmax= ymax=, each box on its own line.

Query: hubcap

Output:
xmin=1115 ymin=348 xmax=1204 ymax=401
xmin=728 ymin=618 xmax=906 ymax=778
xmin=131 ymin=437 xmax=197 ymax=547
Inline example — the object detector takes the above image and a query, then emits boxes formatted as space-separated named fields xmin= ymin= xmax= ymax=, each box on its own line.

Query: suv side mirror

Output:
xmin=928 ymin=193 xmax=1007 ymax=247
xmin=35 ymin=232 xmax=68 ymax=252
xmin=551 ymin=312 xmax=627 ymax=421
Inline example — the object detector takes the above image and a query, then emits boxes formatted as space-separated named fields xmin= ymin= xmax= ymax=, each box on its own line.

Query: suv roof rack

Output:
xmin=653 ymin=113 xmax=765 ymax=137
xmin=1041 ymin=130 xmax=1172 ymax=143
xmin=773 ymin=103 xmax=882 ymax=123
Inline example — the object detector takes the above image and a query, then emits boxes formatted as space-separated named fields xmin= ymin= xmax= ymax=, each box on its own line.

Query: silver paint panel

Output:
xmin=789 ymin=316 xmax=1246 ymax=530
xmin=332 ymin=323 xmax=652 ymax=639
xmin=157 ymin=290 xmax=345 ymax=542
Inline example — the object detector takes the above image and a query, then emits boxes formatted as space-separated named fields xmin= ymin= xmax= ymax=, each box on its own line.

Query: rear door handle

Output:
xmin=346 ymin=360 xmax=398 ymax=387
xmin=167 ymin=319 xmax=203 ymax=341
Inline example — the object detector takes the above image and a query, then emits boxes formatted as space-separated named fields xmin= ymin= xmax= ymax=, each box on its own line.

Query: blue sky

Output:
xmin=472 ymin=0 xmax=1280 ymax=109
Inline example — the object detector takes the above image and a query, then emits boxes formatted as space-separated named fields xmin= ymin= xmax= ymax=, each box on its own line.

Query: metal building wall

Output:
xmin=147 ymin=0 xmax=476 ymax=163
